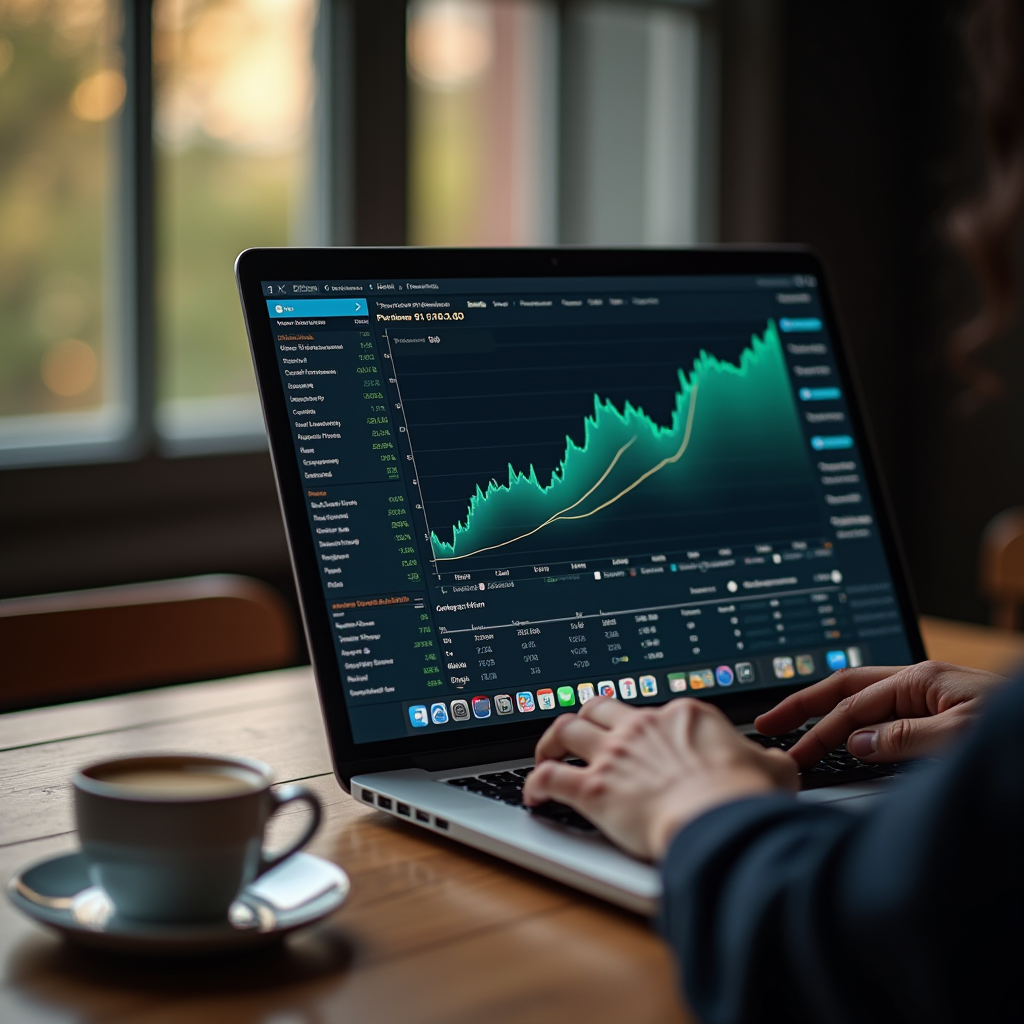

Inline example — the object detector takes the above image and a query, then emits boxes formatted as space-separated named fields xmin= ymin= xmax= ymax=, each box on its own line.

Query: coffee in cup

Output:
xmin=74 ymin=754 xmax=322 ymax=924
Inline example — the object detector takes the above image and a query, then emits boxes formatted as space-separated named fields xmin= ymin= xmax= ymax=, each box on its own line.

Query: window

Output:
xmin=0 ymin=0 xmax=127 ymax=464
xmin=154 ymin=0 xmax=319 ymax=448
xmin=407 ymin=0 xmax=558 ymax=246
xmin=0 ymin=0 xmax=716 ymax=468
xmin=558 ymin=1 xmax=710 ymax=245
xmin=406 ymin=0 xmax=711 ymax=248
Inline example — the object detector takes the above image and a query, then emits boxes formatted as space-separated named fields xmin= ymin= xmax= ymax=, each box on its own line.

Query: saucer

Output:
xmin=7 ymin=850 xmax=350 ymax=955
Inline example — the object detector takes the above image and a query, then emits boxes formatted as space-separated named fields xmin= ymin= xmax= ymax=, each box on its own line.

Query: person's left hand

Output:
xmin=522 ymin=697 xmax=798 ymax=861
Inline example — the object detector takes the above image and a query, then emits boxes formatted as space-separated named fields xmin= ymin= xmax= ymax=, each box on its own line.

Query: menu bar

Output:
xmin=261 ymin=274 xmax=818 ymax=296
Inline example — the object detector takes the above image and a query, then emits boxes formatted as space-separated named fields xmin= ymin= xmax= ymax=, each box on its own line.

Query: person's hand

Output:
xmin=522 ymin=697 xmax=797 ymax=861
xmin=754 ymin=660 xmax=1008 ymax=770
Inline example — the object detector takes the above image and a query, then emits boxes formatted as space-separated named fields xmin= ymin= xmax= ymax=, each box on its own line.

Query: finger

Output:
xmin=577 ymin=694 xmax=635 ymax=728
xmin=846 ymin=709 xmax=970 ymax=763
xmin=534 ymin=714 xmax=612 ymax=765
xmin=668 ymin=694 xmax=737 ymax=740
xmin=786 ymin=675 xmax=913 ymax=767
xmin=754 ymin=667 xmax=904 ymax=735
xmin=522 ymin=760 xmax=586 ymax=807
xmin=760 ymin=747 xmax=801 ymax=790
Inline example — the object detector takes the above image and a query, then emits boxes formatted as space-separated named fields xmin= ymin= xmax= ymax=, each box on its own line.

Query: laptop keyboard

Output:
xmin=747 ymin=727 xmax=906 ymax=788
xmin=444 ymin=727 xmax=907 ymax=833
xmin=446 ymin=761 xmax=597 ymax=832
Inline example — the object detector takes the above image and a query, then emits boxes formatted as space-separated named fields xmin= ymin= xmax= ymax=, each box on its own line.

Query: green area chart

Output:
xmin=429 ymin=319 xmax=814 ymax=562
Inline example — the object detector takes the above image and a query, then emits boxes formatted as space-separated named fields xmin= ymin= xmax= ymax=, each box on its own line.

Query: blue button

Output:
xmin=408 ymin=705 xmax=429 ymax=727
xmin=779 ymin=317 xmax=822 ymax=332
xmin=826 ymin=650 xmax=848 ymax=671
xmin=811 ymin=435 xmax=853 ymax=451
xmin=430 ymin=702 xmax=449 ymax=725
xmin=267 ymin=298 xmax=367 ymax=318
xmin=799 ymin=387 xmax=842 ymax=401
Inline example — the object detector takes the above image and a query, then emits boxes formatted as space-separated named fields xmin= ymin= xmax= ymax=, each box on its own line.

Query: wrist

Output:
xmin=648 ymin=769 xmax=781 ymax=860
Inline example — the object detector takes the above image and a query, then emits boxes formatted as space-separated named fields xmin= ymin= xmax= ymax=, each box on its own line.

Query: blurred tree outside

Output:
xmin=154 ymin=0 xmax=318 ymax=408
xmin=0 ymin=0 xmax=122 ymax=420
xmin=0 ymin=0 xmax=319 ymax=433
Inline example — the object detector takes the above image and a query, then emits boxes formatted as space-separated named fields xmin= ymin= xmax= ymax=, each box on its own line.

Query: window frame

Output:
xmin=0 ymin=0 xmax=152 ymax=469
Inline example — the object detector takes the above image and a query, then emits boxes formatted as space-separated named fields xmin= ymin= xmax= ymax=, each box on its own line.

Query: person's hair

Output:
xmin=948 ymin=0 xmax=1024 ymax=411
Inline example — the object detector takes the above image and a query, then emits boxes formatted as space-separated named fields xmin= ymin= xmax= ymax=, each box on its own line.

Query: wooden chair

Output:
xmin=0 ymin=575 xmax=300 ymax=711
xmin=980 ymin=507 xmax=1024 ymax=629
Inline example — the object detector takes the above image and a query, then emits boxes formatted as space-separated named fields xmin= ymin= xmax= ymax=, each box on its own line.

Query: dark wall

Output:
xmin=764 ymin=0 xmax=1024 ymax=623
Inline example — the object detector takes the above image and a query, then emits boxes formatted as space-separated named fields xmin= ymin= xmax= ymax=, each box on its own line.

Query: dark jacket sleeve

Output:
xmin=659 ymin=678 xmax=1024 ymax=1024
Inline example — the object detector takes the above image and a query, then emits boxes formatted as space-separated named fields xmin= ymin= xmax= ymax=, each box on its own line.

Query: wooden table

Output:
xmin=2 ymin=617 xmax=1022 ymax=1023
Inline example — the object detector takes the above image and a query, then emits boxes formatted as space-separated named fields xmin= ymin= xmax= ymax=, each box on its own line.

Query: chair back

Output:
xmin=0 ymin=575 xmax=299 ymax=711
xmin=980 ymin=507 xmax=1024 ymax=629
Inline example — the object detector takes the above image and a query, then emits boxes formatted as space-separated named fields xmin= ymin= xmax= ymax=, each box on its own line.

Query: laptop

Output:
xmin=236 ymin=247 xmax=925 ymax=915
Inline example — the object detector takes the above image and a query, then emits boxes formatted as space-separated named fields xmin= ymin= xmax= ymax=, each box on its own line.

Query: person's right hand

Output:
xmin=754 ymin=660 xmax=1008 ymax=770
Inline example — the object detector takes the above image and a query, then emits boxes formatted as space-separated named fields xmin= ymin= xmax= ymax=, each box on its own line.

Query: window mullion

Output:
xmin=352 ymin=0 xmax=409 ymax=245
xmin=121 ymin=0 xmax=156 ymax=455
xmin=313 ymin=0 xmax=354 ymax=246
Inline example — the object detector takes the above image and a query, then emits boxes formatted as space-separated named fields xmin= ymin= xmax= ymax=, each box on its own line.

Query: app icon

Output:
xmin=494 ymin=694 xmax=514 ymax=715
xmin=471 ymin=695 xmax=492 ymax=719
xmin=430 ymin=702 xmax=449 ymax=725
xmin=639 ymin=674 xmax=658 ymax=697
xmin=689 ymin=669 xmax=715 ymax=690
xmin=826 ymin=650 xmax=848 ymax=671
xmin=772 ymin=657 xmax=795 ymax=680
xmin=715 ymin=665 xmax=735 ymax=687
xmin=735 ymin=662 xmax=756 ymax=684
xmin=516 ymin=691 xmax=536 ymax=713
xmin=537 ymin=688 xmax=555 ymax=710
xmin=450 ymin=699 xmax=470 ymax=721
xmin=577 ymin=682 xmax=596 ymax=703
xmin=668 ymin=672 xmax=688 ymax=693
xmin=846 ymin=646 xmax=864 ymax=668
xmin=618 ymin=677 xmax=637 ymax=699
xmin=409 ymin=705 xmax=429 ymax=727
xmin=596 ymin=680 xmax=618 ymax=699
xmin=557 ymin=686 xmax=575 ymax=706
xmin=795 ymin=654 xmax=815 ymax=676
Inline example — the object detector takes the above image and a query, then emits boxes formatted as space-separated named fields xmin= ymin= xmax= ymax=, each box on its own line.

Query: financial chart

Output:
xmin=391 ymin=319 xmax=822 ymax=575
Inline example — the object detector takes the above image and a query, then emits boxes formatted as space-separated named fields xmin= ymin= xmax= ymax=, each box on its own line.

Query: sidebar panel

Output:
xmin=270 ymin=311 xmax=442 ymax=739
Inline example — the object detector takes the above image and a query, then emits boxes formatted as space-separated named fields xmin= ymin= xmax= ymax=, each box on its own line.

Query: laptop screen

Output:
xmin=260 ymin=271 xmax=916 ymax=744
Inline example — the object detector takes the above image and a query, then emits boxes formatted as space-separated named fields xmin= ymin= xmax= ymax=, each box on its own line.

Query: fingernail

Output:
xmin=848 ymin=730 xmax=877 ymax=758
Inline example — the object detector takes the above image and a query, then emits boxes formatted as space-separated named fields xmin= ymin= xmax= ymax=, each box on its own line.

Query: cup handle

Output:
xmin=257 ymin=783 xmax=323 ymax=876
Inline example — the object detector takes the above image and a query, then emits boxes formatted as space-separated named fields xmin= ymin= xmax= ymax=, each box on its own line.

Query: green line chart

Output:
xmin=428 ymin=319 xmax=812 ymax=563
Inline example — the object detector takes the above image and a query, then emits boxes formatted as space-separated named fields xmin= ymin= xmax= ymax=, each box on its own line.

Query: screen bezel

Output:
xmin=235 ymin=246 xmax=926 ymax=787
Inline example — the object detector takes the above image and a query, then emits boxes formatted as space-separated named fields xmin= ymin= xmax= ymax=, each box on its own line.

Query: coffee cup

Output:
xmin=73 ymin=753 xmax=322 ymax=924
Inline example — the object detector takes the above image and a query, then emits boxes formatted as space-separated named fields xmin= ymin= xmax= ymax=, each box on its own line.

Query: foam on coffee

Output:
xmin=94 ymin=766 xmax=261 ymax=798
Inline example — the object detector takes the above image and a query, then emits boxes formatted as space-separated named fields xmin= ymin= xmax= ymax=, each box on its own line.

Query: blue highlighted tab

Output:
xmin=799 ymin=387 xmax=842 ymax=401
xmin=267 ymin=298 xmax=367 ymax=318
xmin=779 ymin=317 xmax=822 ymax=332
xmin=811 ymin=435 xmax=853 ymax=451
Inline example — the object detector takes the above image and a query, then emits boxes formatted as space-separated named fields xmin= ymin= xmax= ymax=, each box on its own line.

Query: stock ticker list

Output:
xmin=274 ymin=317 xmax=444 ymax=731
xmin=268 ymin=278 xmax=914 ymax=743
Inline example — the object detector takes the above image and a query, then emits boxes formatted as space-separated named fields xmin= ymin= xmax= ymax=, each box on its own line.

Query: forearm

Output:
xmin=659 ymin=795 xmax=859 ymax=1024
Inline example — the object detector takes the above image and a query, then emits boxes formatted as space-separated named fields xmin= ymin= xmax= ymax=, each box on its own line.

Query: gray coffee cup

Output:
xmin=73 ymin=754 xmax=322 ymax=924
